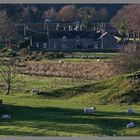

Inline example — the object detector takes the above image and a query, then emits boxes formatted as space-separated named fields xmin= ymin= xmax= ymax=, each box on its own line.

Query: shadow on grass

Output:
xmin=37 ymin=82 xmax=110 ymax=98
xmin=0 ymin=104 xmax=140 ymax=136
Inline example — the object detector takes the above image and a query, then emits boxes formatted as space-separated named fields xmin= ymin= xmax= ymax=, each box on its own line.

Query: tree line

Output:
xmin=0 ymin=4 xmax=109 ymax=23
xmin=0 ymin=4 xmax=140 ymax=45
xmin=110 ymin=4 xmax=140 ymax=36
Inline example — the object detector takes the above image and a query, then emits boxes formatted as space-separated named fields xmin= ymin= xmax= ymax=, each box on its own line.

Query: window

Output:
xmin=54 ymin=43 xmax=56 ymax=49
xmin=36 ymin=43 xmax=39 ymax=48
xmin=75 ymin=35 xmax=80 ymax=42
xmin=62 ymin=42 xmax=67 ymax=49
xmin=43 ymin=43 xmax=47 ymax=49
xmin=94 ymin=42 xmax=98 ymax=49
xmin=62 ymin=36 xmax=67 ymax=41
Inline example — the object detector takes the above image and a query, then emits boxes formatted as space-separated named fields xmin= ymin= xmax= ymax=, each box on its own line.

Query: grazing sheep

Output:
xmin=1 ymin=114 xmax=11 ymax=119
xmin=128 ymin=108 xmax=135 ymax=115
xmin=84 ymin=107 xmax=96 ymax=114
xmin=126 ymin=122 xmax=135 ymax=128
xmin=58 ymin=60 xmax=63 ymax=64
xmin=31 ymin=88 xmax=39 ymax=95
xmin=97 ymin=59 xmax=101 ymax=62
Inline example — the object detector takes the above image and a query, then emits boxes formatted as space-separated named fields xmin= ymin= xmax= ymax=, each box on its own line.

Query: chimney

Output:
xmin=80 ymin=24 xmax=82 ymax=31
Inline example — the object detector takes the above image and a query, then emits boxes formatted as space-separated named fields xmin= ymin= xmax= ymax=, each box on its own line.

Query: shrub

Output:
xmin=0 ymin=47 xmax=9 ymax=53
xmin=19 ymin=48 xmax=29 ymax=56
xmin=46 ymin=52 xmax=64 ymax=59
xmin=8 ymin=50 xmax=18 ymax=57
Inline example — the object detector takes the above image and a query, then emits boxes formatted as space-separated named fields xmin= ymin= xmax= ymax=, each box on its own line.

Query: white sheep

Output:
xmin=84 ymin=107 xmax=96 ymax=114
xmin=97 ymin=59 xmax=101 ymax=62
xmin=31 ymin=88 xmax=39 ymax=95
xmin=1 ymin=114 xmax=11 ymax=119
xmin=58 ymin=60 xmax=64 ymax=64
xmin=126 ymin=122 xmax=135 ymax=128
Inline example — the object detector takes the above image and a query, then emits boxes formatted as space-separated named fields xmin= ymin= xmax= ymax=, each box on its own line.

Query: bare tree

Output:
xmin=0 ymin=60 xmax=17 ymax=95
xmin=114 ymin=43 xmax=140 ymax=77
xmin=110 ymin=4 xmax=140 ymax=33
xmin=57 ymin=5 xmax=77 ymax=21
xmin=0 ymin=10 xmax=17 ymax=46
xmin=15 ymin=5 xmax=39 ymax=23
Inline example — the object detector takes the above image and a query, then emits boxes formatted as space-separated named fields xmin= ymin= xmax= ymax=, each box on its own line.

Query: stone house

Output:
xmin=27 ymin=30 xmax=101 ymax=51
xmin=23 ymin=22 xmax=118 ymax=51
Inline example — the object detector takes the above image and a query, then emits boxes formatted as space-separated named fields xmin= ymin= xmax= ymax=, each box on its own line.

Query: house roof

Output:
xmin=98 ymin=32 xmax=108 ymax=40
xmin=98 ymin=32 xmax=117 ymax=41
xmin=27 ymin=30 xmax=48 ymax=42
xmin=49 ymin=31 xmax=101 ymax=39
xmin=26 ymin=29 xmax=102 ymax=41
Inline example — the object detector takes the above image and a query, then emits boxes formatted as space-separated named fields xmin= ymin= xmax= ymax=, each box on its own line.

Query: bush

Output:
xmin=113 ymin=43 xmax=140 ymax=75
xmin=8 ymin=50 xmax=18 ymax=57
xmin=22 ymin=51 xmax=43 ymax=61
xmin=0 ymin=47 xmax=9 ymax=53
xmin=46 ymin=52 xmax=64 ymax=59
xmin=34 ymin=57 xmax=42 ymax=61
xmin=19 ymin=48 xmax=29 ymax=56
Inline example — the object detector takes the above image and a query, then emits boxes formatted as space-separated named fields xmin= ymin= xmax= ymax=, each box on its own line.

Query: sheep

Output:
xmin=97 ymin=59 xmax=101 ymax=62
xmin=1 ymin=114 xmax=11 ymax=119
xmin=31 ymin=88 xmax=39 ymax=95
xmin=84 ymin=107 xmax=96 ymax=114
xmin=58 ymin=60 xmax=64 ymax=64
xmin=127 ymin=108 xmax=135 ymax=115
xmin=126 ymin=122 xmax=135 ymax=128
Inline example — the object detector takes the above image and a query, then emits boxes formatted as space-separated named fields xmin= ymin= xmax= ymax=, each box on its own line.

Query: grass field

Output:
xmin=0 ymin=96 xmax=140 ymax=136
xmin=40 ymin=58 xmax=112 ymax=63
xmin=64 ymin=52 xmax=118 ymax=58
xmin=0 ymin=73 xmax=140 ymax=136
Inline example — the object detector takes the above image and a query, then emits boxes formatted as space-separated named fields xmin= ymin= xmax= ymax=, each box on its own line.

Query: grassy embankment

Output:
xmin=0 ymin=72 xmax=140 ymax=136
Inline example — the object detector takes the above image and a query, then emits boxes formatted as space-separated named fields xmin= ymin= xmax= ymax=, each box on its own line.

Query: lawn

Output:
xmin=45 ymin=52 xmax=118 ymax=63
xmin=42 ymin=58 xmax=112 ymax=63
xmin=0 ymin=74 xmax=140 ymax=136
xmin=0 ymin=96 xmax=140 ymax=136
xmin=64 ymin=52 xmax=118 ymax=58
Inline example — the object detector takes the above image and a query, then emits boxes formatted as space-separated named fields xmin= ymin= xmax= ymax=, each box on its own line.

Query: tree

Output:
xmin=0 ymin=10 xmax=17 ymax=46
xmin=118 ymin=20 xmax=128 ymax=43
xmin=43 ymin=7 xmax=57 ymax=20
xmin=118 ymin=21 xmax=127 ymax=35
xmin=0 ymin=59 xmax=17 ymax=95
xmin=15 ymin=5 xmax=40 ymax=23
xmin=77 ymin=7 xmax=96 ymax=21
xmin=110 ymin=4 xmax=140 ymax=33
xmin=57 ymin=5 xmax=77 ymax=21
xmin=77 ymin=7 xmax=96 ymax=30
xmin=114 ymin=43 xmax=140 ymax=76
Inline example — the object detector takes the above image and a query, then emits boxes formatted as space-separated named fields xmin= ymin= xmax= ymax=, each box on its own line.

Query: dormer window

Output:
xmin=36 ymin=42 xmax=39 ymax=48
